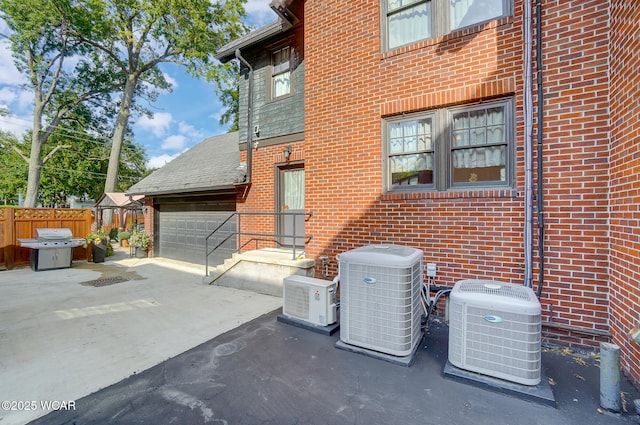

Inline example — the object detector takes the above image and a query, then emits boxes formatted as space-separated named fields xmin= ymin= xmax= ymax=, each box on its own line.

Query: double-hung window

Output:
xmin=383 ymin=0 xmax=511 ymax=51
xmin=271 ymin=47 xmax=291 ymax=99
xmin=388 ymin=115 xmax=435 ymax=187
xmin=386 ymin=0 xmax=432 ymax=50
xmin=384 ymin=98 xmax=513 ymax=192
xmin=450 ymin=102 xmax=509 ymax=186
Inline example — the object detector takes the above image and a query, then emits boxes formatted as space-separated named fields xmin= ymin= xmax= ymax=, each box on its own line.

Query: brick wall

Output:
xmin=538 ymin=0 xmax=611 ymax=346
xmin=236 ymin=142 xmax=305 ymax=250
xmin=609 ymin=0 xmax=640 ymax=385
xmin=304 ymin=0 xmax=612 ymax=350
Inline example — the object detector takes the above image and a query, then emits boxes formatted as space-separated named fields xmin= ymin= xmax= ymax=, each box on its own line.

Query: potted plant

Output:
xmin=85 ymin=230 xmax=109 ymax=263
xmin=129 ymin=229 xmax=150 ymax=258
xmin=118 ymin=231 xmax=131 ymax=247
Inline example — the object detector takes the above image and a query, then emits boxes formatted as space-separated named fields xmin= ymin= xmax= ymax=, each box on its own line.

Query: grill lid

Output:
xmin=35 ymin=228 xmax=73 ymax=240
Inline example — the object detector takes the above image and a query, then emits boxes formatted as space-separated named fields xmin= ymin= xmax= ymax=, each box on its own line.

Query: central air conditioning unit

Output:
xmin=339 ymin=245 xmax=423 ymax=357
xmin=448 ymin=279 xmax=542 ymax=385
xmin=283 ymin=275 xmax=337 ymax=326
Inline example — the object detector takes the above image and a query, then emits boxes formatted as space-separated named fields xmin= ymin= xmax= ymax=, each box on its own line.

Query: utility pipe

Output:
xmin=535 ymin=0 xmax=545 ymax=298
xmin=523 ymin=0 xmax=534 ymax=288
xmin=235 ymin=49 xmax=253 ymax=184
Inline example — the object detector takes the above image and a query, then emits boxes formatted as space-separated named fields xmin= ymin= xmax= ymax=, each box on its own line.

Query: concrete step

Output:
xmin=204 ymin=249 xmax=315 ymax=296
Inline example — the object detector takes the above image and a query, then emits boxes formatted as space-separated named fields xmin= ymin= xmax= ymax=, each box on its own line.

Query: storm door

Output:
xmin=278 ymin=166 xmax=305 ymax=249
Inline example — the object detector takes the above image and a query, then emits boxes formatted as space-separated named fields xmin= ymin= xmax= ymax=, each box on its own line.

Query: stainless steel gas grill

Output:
xmin=18 ymin=228 xmax=86 ymax=271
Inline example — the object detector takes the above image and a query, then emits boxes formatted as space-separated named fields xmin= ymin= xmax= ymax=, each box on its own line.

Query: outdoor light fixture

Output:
xmin=283 ymin=145 xmax=292 ymax=160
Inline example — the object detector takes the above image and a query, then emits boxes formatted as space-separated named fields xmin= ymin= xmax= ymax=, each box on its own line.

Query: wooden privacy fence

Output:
xmin=0 ymin=207 xmax=92 ymax=270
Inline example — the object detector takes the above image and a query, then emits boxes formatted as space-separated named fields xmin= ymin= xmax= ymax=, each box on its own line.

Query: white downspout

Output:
xmin=523 ymin=0 xmax=534 ymax=288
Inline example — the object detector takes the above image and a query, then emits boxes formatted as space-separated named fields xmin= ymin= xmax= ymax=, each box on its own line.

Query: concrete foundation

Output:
xmin=207 ymin=249 xmax=315 ymax=297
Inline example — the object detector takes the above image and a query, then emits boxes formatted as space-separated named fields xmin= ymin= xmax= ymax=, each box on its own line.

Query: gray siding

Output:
xmin=238 ymin=42 xmax=305 ymax=143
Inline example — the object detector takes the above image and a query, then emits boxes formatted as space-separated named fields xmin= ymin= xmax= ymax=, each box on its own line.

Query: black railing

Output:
xmin=204 ymin=211 xmax=313 ymax=277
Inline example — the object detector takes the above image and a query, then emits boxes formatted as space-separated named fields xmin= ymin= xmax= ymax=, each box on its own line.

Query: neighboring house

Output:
xmin=94 ymin=192 xmax=144 ymax=230
xmin=138 ymin=0 xmax=639 ymax=386
xmin=127 ymin=132 xmax=242 ymax=265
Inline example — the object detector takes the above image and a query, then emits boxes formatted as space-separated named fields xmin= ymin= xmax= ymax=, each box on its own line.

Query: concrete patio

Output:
xmin=0 ymin=247 xmax=281 ymax=425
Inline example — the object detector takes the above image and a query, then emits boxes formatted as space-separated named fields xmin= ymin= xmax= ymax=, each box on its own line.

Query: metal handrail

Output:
xmin=205 ymin=211 xmax=313 ymax=277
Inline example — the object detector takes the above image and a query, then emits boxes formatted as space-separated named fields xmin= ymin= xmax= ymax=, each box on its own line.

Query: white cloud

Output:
xmin=0 ymin=86 xmax=32 ymax=112
xmin=147 ymin=153 xmax=181 ymax=169
xmin=163 ymin=72 xmax=178 ymax=90
xmin=245 ymin=0 xmax=277 ymax=26
xmin=0 ymin=87 xmax=16 ymax=104
xmin=0 ymin=40 xmax=26 ymax=86
xmin=16 ymin=89 xmax=32 ymax=110
xmin=136 ymin=112 xmax=173 ymax=137
xmin=177 ymin=121 xmax=203 ymax=139
xmin=0 ymin=112 xmax=32 ymax=137
xmin=161 ymin=134 xmax=187 ymax=150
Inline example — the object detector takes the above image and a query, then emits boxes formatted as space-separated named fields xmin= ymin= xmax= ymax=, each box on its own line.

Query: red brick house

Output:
xmin=139 ymin=0 xmax=640 ymax=385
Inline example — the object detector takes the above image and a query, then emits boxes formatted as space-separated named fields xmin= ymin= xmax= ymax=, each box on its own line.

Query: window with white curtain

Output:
xmin=271 ymin=47 xmax=291 ymax=98
xmin=450 ymin=104 xmax=508 ymax=185
xmin=284 ymin=168 xmax=305 ymax=210
xmin=384 ymin=98 xmax=513 ymax=191
xmin=388 ymin=116 xmax=435 ymax=187
xmin=450 ymin=0 xmax=505 ymax=30
xmin=383 ymin=0 xmax=511 ymax=51
xmin=387 ymin=0 xmax=431 ymax=50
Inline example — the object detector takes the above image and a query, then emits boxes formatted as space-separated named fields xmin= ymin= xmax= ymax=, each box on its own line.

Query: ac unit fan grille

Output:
xmin=283 ymin=283 xmax=309 ymax=320
xmin=457 ymin=280 xmax=535 ymax=301
xmin=449 ymin=301 xmax=541 ymax=384
xmin=341 ymin=260 xmax=422 ymax=356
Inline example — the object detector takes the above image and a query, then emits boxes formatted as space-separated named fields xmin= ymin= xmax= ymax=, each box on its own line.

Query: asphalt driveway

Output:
xmin=26 ymin=310 xmax=640 ymax=425
xmin=0 ymin=249 xmax=281 ymax=425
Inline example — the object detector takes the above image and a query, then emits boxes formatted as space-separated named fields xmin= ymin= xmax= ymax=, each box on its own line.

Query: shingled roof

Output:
xmin=126 ymin=132 xmax=244 ymax=196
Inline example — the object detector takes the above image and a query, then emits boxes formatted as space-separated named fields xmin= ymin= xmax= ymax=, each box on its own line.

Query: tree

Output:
xmin=212 ymin=61 xmax=241 ymax=132
xmin=66 ymin=0 xmax=248 ymax=197
xmin=0 ymin=130 xmax=26 ymax=205
xmin=0 ymin=120 xmax=148 ymax=207
xmin=0 ymin=0 xmax=117 ymax=207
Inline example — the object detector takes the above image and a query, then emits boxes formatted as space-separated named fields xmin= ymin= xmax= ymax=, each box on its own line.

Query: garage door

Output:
xmin=157 ymin=204 xmax=236 ymax=266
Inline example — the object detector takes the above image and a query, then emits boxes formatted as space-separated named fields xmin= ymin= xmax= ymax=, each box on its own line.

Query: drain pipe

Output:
xmin=235 ymin=49 xmax=253 ymax=184
xmin=523 ymin=0 xmax=534 ymax=289
xmin=535 ymin=0 xmax=545 ymax=298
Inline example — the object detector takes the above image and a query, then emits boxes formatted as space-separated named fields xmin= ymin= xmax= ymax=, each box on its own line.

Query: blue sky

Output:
xmin=0 ymin=1 xmax=276 ymax=169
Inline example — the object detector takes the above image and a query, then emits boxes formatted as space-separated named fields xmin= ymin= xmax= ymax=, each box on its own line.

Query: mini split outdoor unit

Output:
xmin=339 ymin=245 xmax=423 ymax=357
xmin=448 ymin=279 xmax=542 ymax=386
xmin=282 ymin=275 xmax=337 ymax=327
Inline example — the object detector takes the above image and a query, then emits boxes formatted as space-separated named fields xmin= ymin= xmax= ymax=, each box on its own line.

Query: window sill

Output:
xmin=381 ymin=188 xmax=519 ymax=202
xmin=266 ymin=92 xmax=295 ymax=104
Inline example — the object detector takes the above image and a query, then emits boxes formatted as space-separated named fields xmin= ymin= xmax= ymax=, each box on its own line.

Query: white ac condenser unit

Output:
xmin=283 ymin=275 xmax=337 ymax=326
xmin=448 ymin=279 xmax=542 ymax=385
xmin=339 ymin=245 xmax=423 ymax=357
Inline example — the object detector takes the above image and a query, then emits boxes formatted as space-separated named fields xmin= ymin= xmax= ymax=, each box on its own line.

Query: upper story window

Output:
xmin=384 ymin=98 xmax=513 ymax=192
xmin=387 ymin=1 xmax=432 ymax=50
xmin=271 ymin=46 xmax=291 ymax=99
xmin=383 ymin=0 xmax=511 ymax=51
